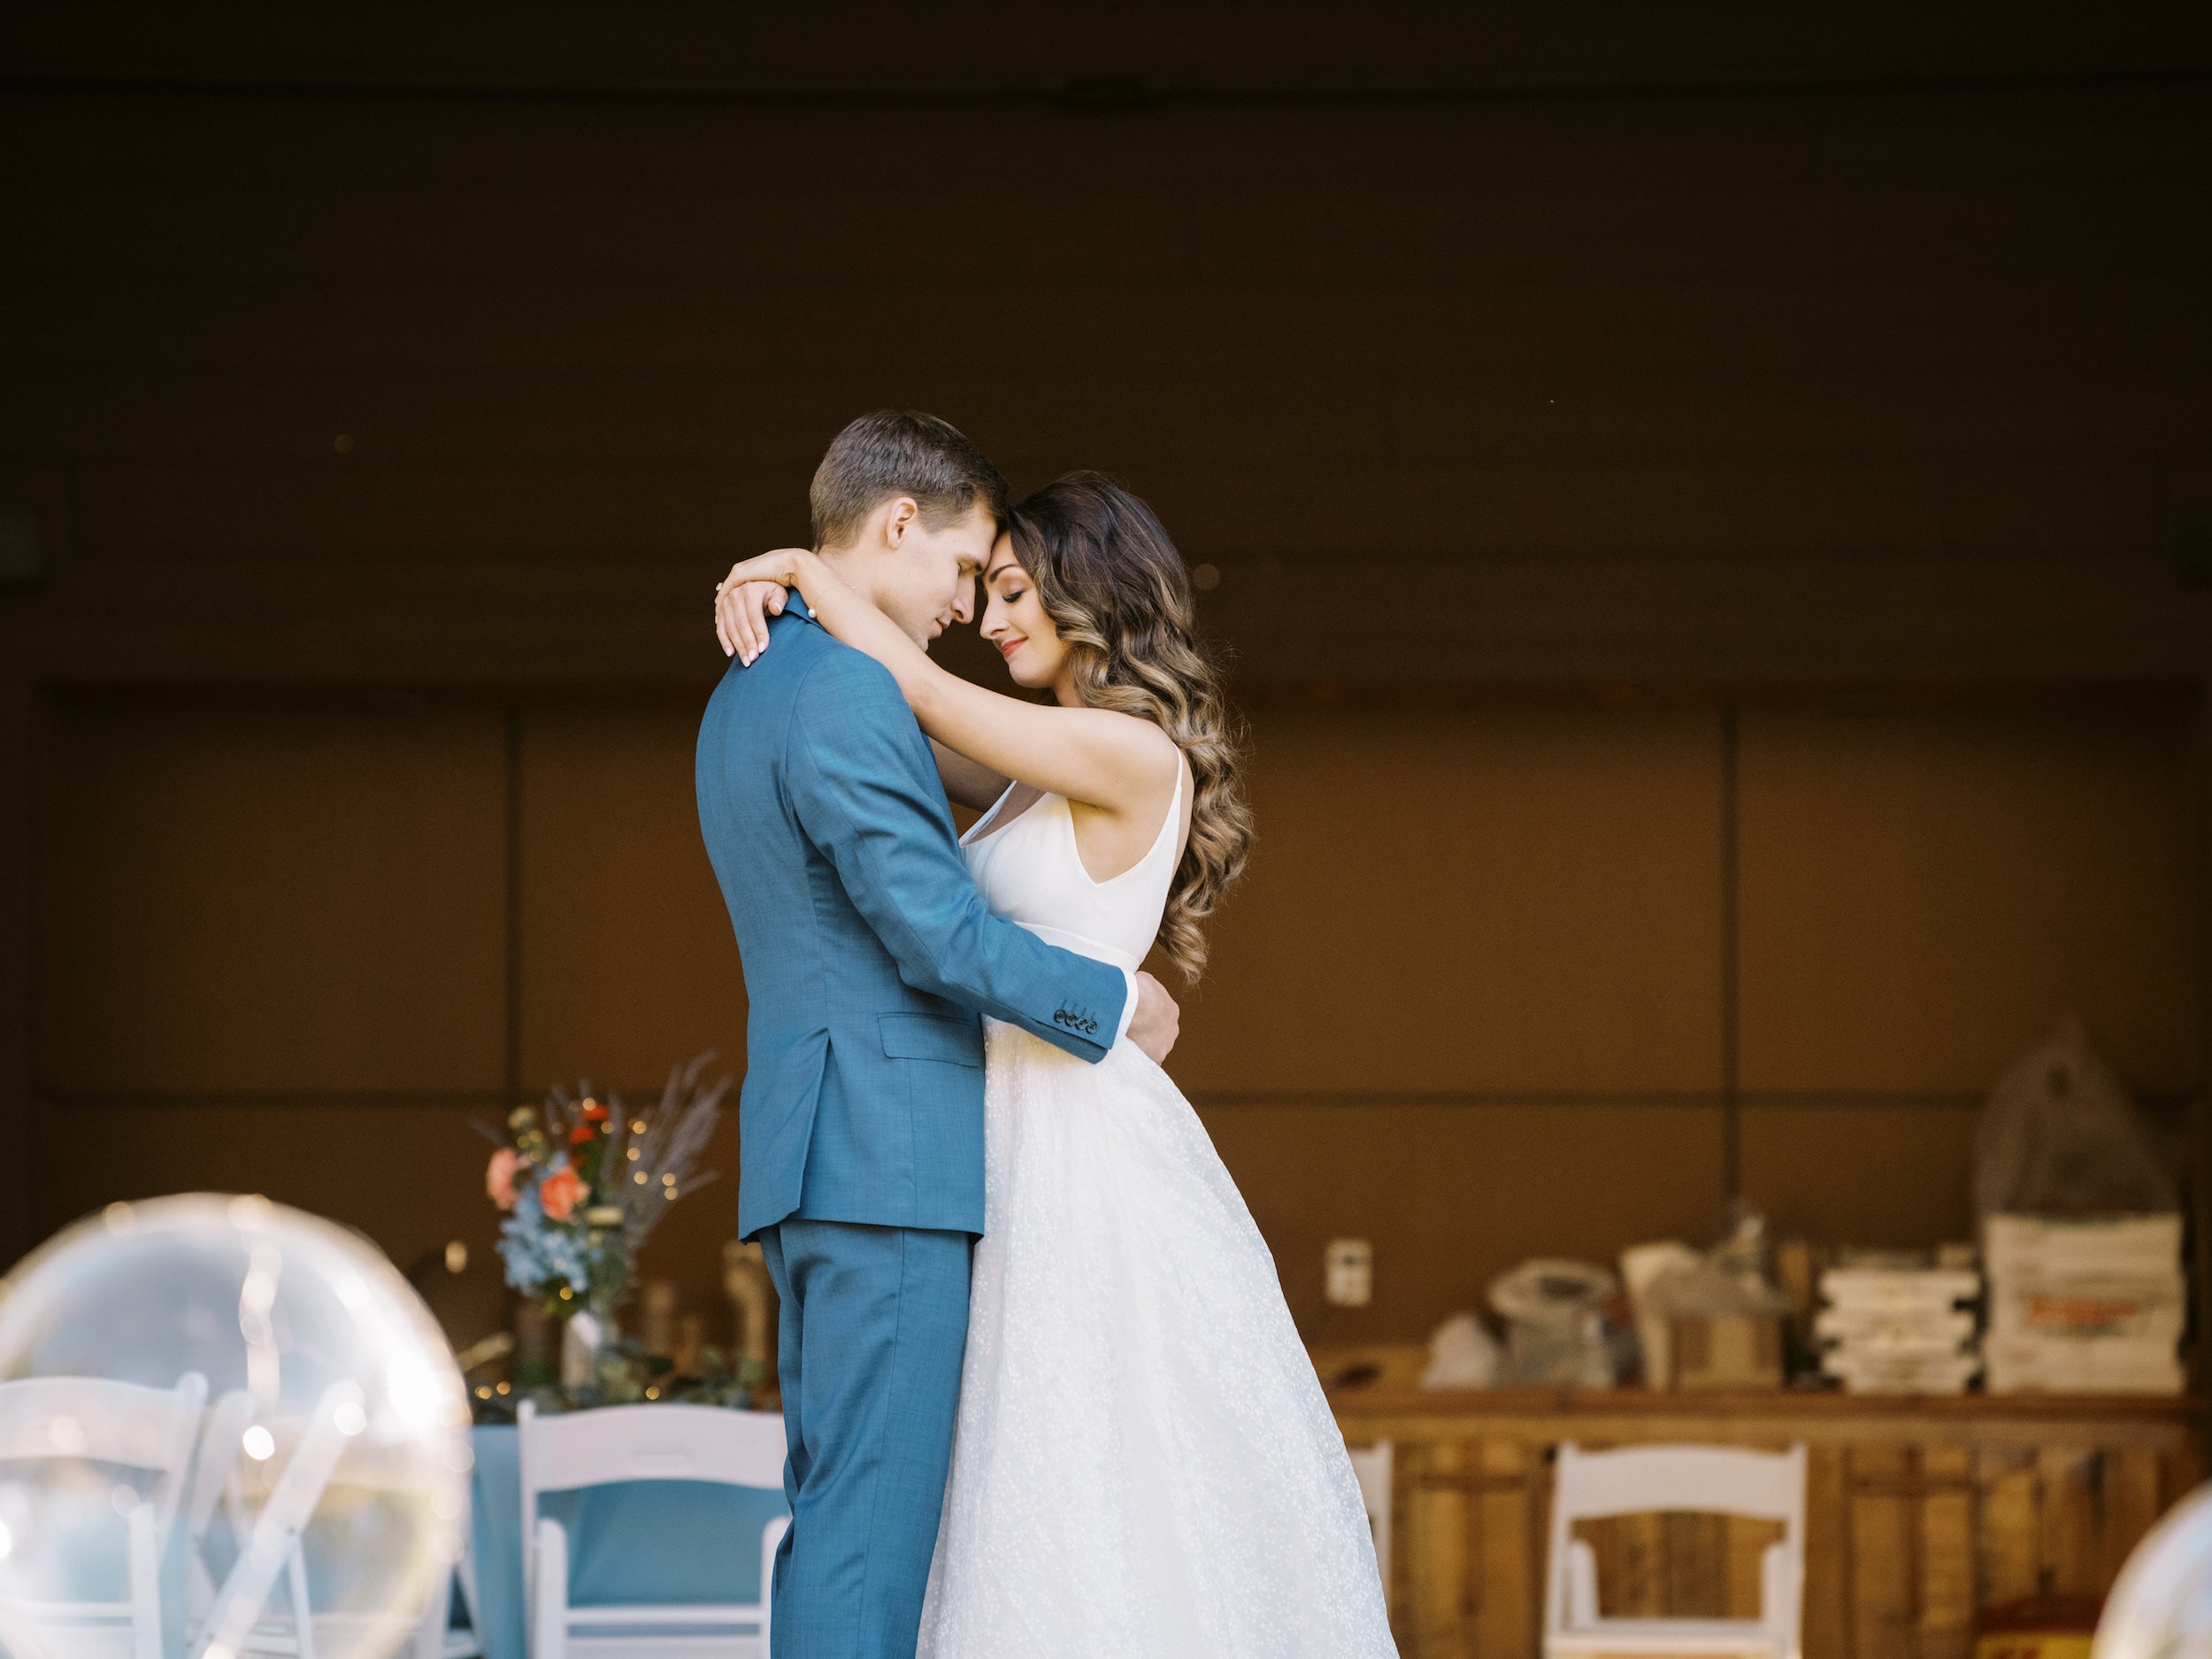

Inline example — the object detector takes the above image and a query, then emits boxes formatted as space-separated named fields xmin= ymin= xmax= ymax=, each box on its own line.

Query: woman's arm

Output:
xmin=714 ymin=549 xmax=1178 ymax=820
xmin=932 ymin=740 xmax=1010 ymax=813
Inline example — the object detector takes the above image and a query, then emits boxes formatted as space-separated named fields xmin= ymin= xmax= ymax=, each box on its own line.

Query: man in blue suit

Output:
xmin=696 ymin=411 xmax=1180 ymax=1658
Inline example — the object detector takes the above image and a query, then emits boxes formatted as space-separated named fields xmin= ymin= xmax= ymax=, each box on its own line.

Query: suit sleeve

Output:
xmin=784 ymin=649 xmax=1129 ymax=1063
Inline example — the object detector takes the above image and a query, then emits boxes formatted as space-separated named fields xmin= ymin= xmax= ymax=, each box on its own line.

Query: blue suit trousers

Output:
xmin=758 ymin=1218 xmax=972 ymax=1659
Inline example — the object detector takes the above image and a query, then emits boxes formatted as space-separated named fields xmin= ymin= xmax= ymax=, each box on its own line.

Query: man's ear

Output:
xmin=879 ymin=496 xmax=921 ymax=550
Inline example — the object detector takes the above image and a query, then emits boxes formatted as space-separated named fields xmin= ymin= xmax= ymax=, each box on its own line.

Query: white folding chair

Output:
xmin=410 ymin=1541 xmax=485 ymax=1659
xmin=0 ymin=1371 xmax=209 ymax=1659
xmin=1543 ymin=1440 xmax=1806 ymax=1659
xmin=185 ymin=1385 xmax=473 ymax=1659
xmin=518 ymin=1401 xmax=788 ymax=1659
xmin=181 ymin=1383 xmax=370 ymax=1659
xmin=1346 ymin=1440 xmax=1394 ymax=1616
xmin=184 ymin=1390 xmax=314 ymax=1659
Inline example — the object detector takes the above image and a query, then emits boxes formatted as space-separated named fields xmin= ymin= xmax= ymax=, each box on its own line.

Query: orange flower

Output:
xmin=581 ymin=1100 xmax=609 ymax=1122
xmin=568 ymin=1124 xmax=596 ymax=1146
xmin=486 ymin=1148 xmax=518 ymax=1211
xmin=539 ymin=1164 xmax=587 ymax=1223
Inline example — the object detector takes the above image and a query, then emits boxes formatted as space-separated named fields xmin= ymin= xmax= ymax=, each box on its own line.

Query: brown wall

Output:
xmin=25 ymin=689 xmax=2201 ymax=1347
xmin=3 ymin=7 xmax=2209 ymax=1347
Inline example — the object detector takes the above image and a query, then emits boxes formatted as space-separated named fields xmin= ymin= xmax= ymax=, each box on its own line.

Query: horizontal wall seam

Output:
xmin=4 ymin=66 xmax=2208 ymax=111
xmin=35 ymin=1085 xmax=2201 ymax=1110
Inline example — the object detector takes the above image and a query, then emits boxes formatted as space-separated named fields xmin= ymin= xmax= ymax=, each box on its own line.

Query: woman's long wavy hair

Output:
xmin=1006 ymin=472 xmax=1252 ymax=979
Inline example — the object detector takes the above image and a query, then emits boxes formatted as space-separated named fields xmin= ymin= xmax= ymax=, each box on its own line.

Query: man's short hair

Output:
xmin=809 ymin=411 xmax=1010 ymax=549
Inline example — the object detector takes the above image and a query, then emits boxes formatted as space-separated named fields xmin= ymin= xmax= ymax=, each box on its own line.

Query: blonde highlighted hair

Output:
xmin=1007 ymin=472 xmax=1252 ymax=979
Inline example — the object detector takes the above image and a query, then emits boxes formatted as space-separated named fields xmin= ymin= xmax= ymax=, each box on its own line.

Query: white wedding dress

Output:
xmin=917 ymin=764 xmax=1398 ymax=1658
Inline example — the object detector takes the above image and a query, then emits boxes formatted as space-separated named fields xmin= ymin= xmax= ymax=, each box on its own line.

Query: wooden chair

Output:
xmin=1346 ymin=1440 xmax=1394 ymax=1615
xmin=1543 ymin=1440 xmax=1806 ymax=1659
xmin=0 ymin=1371 xmax=209 ymax=1659
xmin=518 ymin=1401 xmax=788 ymax=1659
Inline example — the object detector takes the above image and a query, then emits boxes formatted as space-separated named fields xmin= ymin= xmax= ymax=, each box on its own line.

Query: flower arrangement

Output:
xmin=485 ymin=1052 xmax=727 ymax=1320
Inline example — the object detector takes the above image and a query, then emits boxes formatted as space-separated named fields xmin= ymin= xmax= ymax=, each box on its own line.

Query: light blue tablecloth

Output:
xmin=465 ymin=1423 xmax=790 ymax=1659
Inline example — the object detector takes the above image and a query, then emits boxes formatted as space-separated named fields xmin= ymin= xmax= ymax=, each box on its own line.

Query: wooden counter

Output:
xmin=1328 ymin=1386 xmax=2205 ymax=1659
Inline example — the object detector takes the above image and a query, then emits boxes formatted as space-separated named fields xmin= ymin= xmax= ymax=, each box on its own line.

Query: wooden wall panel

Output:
xmin=0 ymin=88 xmax=2201 ymax=592
xmin=1739 ymin=1102 xmax=1979 ymax=1250
xmin=3 ymin=18 xmax=2208 ymax=1289
xmin=1173 ymin=707 xmax=1725 ymax=1096
xmin=32 ymin=1100 xmax=515 ymax=1342
xmin=5 ymin=2 xmax=2208 ymax=96
xmin=35 ymin=700 xmax=509 ymax=1095
xmin=511 ymin=703 xmax=757 ymax=1332
xmin=516 ymin=704 xmax=748 ymax=1091
xmin=1738 ymin=700 xmax=2200 ymax=1095
xmin=1197 ymin=1102 xmax=1727 ymax=1343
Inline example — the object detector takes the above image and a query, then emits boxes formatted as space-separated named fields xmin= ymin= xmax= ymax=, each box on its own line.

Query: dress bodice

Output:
xmin=960 ymin=764 xmax=1183 ymax=974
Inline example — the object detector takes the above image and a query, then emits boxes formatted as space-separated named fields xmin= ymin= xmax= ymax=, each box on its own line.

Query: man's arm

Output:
xmin=786 ymin=649 xmax=1142 ymax=1063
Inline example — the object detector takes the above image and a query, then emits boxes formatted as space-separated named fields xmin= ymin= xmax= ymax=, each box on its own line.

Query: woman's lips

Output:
xmin=999 ymin=638 xmax=1024 ymax=659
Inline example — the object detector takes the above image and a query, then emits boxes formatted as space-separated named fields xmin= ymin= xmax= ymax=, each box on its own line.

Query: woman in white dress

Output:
xmin=715 ymin=472 xmax=1397 ymax=1658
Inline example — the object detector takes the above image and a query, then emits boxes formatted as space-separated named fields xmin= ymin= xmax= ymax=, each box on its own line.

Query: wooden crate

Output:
xmin=1331 ymin=1387 xmax=2202 ymax=1659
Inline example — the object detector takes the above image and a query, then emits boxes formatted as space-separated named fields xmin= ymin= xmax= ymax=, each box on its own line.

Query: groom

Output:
xmin=696 ymin=411 xmax=1180 ymax=1658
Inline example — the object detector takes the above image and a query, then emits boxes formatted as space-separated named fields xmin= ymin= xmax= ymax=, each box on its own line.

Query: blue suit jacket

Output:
xmin=696 ymin=595 xmax=1130 ymax=1239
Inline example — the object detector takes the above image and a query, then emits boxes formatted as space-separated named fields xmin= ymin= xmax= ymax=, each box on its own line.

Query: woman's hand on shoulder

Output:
xmin=714 ymin=548 xmax=813 ymax=664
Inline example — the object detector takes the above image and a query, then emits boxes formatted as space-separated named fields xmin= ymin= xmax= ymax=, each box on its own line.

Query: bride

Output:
xmin=714 ymin=472 xmax=1397 ymax=1658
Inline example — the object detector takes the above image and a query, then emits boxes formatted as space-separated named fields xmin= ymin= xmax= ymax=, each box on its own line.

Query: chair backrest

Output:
xmin=1552 ymin=1441 xmax=1806 ymax=1527
xmin=517 ymin=1401 xmax=788 ymax=1603
xmin=0 ymin=1372 xmax=209 ymax=1534
xmin=188 ymin=1390 xmax=257 ymax=1537
xmin=182 ymin=1389 xmax=258 ymax=1621
xmin=1546 ymin=1440 xmax=1806 ymax=1642
xmin=193 ymin=1382 xmax=368 ymax=1659
xmin=520 ymin=1401 xmax=787 ymax=1494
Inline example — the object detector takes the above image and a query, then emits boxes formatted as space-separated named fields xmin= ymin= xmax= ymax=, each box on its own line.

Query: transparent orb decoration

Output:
xmin=0 ymin=1194 xmax=472 ymax=1659
xmin=2095 ymin=1481 xmax=2212 ymax=1659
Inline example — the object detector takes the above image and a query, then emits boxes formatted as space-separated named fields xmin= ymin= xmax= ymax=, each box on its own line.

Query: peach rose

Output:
xmin=539 ymin=1164 xmax=588 ymax=1224
xmin=486 ymin=1147 xmax=519 ymax=1211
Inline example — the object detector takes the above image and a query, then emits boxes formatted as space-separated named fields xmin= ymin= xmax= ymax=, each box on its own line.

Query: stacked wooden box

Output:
xmin=1983 ymin=1214 xmax=2186 ymax=1394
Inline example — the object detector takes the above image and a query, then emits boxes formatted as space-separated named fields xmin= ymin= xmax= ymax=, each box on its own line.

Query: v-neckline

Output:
xmin=960 ymin=780 xmax=1049 ymax=849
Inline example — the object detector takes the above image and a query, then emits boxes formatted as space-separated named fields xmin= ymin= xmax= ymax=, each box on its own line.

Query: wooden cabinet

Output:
xmin=1330 ymin=1388 xmax=2203 ymax=1659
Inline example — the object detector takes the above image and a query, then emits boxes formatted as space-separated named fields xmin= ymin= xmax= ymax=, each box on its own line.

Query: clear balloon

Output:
xmin=2096 ymin=1481 xmax=2212 ymax=1659
xmin=0 ymin=1194 xmax=471 ymax=1659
